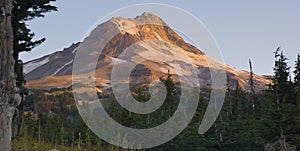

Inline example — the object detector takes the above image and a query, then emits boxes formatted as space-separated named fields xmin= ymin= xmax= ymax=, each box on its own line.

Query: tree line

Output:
xmin=12 ymin=50 xmax=300 ymax=150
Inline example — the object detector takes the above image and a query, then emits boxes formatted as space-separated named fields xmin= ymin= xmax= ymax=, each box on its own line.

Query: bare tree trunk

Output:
xmin=0 ymin=0 xmax=21 ymax=150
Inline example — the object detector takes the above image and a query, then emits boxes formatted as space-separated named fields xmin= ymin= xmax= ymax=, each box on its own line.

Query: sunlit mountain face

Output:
xmin=24 ymin=12 xmax=271 ymax=91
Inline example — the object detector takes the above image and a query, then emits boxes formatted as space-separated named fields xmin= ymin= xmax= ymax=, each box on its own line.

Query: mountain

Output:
xmin=23 ymin=12 xmax=271 ymax=91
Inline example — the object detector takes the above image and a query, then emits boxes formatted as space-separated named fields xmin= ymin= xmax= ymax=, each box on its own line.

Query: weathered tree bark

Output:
xmin=0 ymin=0 xmax=21 ymax=150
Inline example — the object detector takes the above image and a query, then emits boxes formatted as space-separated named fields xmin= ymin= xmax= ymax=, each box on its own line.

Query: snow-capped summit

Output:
xmin=23 ymin=12 xmax=271 ymax=90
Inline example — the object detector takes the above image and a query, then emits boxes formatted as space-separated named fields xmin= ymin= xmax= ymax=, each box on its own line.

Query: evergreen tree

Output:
xmin=159 ymin=70 xmax=177 ymax=103
xmin=159 ymin=70 xmax=179 ymax=124
xmin=263 ymin=47 xmax=300 ymax=148
xmin=12 ymin=0 xmax=57 ymax=137
xmin=294 ymin=54 xmax=300 ymax=103
xmin=292 ymin=53 xmax=300 ymax=148
xmin=12 ymin=0 xmax=57 ymax=98
xmin=12 ymin=0 xmax=57 ymax=61
xmin=273 ymin=47 xmax=291 ymax=105
xmin=249 ymin=59 xmax=259 ymax=118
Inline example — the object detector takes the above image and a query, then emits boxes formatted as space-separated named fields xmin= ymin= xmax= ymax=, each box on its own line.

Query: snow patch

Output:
xmin=112 ymin=18 xmax=138 ymax=34
xmin=72 ymin=48 xmax=78 ymax=54
xmin=24 ymin=57 xmax=49 ymax=74
xmin=103 ymin=85 xmax=112 ymax=90
xmin=51 ymin=59 xmax=73 ymax=76
xmin=153 ymin=32 xmax=163 ymax=40
xmin=110 ymin=57 xmax=127 ymax=65
xmin=160 ymin=68 xmax=168 ymax=73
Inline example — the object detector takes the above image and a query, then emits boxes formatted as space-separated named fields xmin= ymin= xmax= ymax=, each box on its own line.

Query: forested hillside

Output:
xmin=12 ymin=50 xmax=300 ymax=151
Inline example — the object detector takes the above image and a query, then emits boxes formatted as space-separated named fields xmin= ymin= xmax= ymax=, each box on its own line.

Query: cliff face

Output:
xmin=24 ymin=12 xmax=271 ymax=91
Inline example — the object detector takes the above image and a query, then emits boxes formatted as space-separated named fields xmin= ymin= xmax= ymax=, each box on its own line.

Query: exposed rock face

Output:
xmin=24 ymin=12 xmax=271 ymax=91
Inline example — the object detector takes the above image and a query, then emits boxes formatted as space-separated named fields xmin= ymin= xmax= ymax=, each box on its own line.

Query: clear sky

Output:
xmin=20 ymin=0 xmax=300 ymax=76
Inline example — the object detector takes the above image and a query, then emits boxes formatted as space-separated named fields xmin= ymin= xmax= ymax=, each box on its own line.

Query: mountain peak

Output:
xmin=109 ymin=12 xmax=165 ymax=29
xmin=23 ymin=13 xmax=272 ymax=91
xmin=135 ymin=12 xmax=164 ymax=24
xmin=140 ymin=12 xmax=157 ymax=17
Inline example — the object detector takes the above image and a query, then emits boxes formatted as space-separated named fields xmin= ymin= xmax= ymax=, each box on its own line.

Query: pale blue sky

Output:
xmin=20 ymin=0 xmax=300 ymax=76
